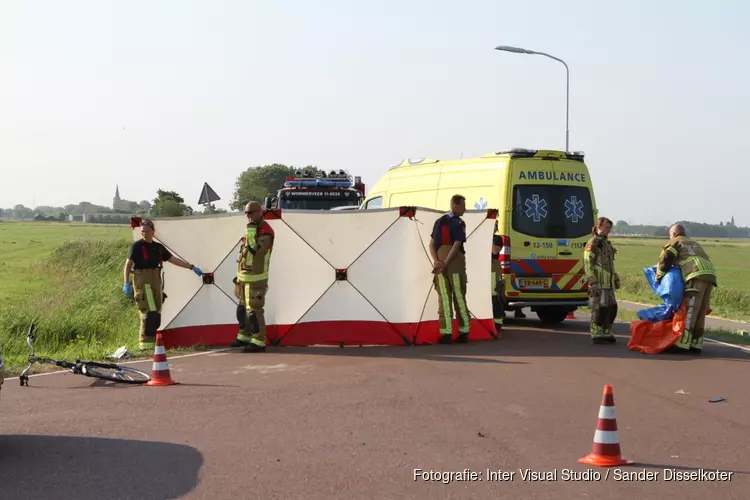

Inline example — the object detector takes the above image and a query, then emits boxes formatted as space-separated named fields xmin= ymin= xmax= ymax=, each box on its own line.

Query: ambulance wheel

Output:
xmin=535 ymin=308 xmax=568 ymax=325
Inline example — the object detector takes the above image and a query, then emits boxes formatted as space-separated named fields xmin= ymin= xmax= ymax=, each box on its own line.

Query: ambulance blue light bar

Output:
xmin=284 ymin=179 xmax=354 ymax=188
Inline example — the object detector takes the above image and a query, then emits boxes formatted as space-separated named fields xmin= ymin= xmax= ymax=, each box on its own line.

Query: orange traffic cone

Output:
xmin=578 ymin=385 xmax=633 ymax=467
xmin=145 ymin=333 xmax=178 ymax=386
xmin=566 ymin=312 xmax=576 ymax=319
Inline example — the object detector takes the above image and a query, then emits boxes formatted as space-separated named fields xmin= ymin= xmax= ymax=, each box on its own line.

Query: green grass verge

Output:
xmin=0 ymin=222 xmax=213 ymax=376
xmin=611 ymin=237 xmax=750 ymax=323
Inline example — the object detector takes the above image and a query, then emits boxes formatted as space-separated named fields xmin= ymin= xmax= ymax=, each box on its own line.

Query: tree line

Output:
xmin=613 ymin=218 xmax=749 ymax=239
xmin=5 ymin=164 xmax=745 ymax=235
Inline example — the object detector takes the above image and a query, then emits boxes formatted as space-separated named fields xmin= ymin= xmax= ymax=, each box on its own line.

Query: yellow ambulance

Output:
xmin=360 ymin=148 xmax=598 ymax=324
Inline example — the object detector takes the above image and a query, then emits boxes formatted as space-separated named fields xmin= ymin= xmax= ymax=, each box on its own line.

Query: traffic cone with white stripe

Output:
xmin=578 ymin=385 xmax=633 ymax=467
xmin=145 ymin=333 xmax=178 ymax=386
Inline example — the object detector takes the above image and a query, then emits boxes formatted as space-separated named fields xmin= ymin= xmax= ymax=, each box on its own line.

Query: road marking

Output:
xmin=4 ymin=347 xmax=234 ymax=382
xmin=703 ymin=338 xmax=750 ymax=353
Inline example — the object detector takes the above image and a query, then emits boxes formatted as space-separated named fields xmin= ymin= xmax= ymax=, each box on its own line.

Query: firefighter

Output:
xmin=491 ymin=220 xmax=506 ymax=330
xmin=429 ymin=194 xmax=470 ymax=344
xmin=230 ymin=201 xmax=275 ymax=352
xmin=583 ymin=217 xmax=620 ymax=344
xmin=656 ymin=223 xmax=717 ymax=354
xmin=123 ymin=218 xmax=203 ymax=351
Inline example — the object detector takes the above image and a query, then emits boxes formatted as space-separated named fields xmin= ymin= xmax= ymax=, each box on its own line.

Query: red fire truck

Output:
xmin=264 ymin=168 xmax=366 ymax=210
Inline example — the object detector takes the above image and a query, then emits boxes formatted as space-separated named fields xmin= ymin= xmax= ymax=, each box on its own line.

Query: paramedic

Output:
xmin=230 ymin=201 xmax=275 ymax=352
xmin=123 ymin=218 xmax=204 ymax=351
xmin=583 ymin=217 xmax=620 ymax=344
xmin=429 ymin=194 xmax=470 ymax=344
xmin=657 ymin=223 xmax=717 ymax=354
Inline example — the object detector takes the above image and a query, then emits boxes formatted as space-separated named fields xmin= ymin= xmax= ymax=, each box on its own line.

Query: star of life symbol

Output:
xmin=473 ymin=197 xmax=488 ymax=210
xmin=564 ymin=196 xmax=585 ymax=223
xmin=524 ymin=194 xmax=548 ymax=222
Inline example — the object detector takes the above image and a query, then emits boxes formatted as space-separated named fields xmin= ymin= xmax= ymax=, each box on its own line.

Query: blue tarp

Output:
xmin=636 ymin=266 xmax=684 ymax=322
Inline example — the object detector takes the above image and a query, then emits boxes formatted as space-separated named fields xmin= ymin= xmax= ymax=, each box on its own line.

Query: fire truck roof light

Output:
xmin=284 ymin=179 xmax=354 ymax=188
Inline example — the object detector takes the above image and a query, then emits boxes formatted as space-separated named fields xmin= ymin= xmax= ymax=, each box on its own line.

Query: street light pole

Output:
xmin=494 ymin=45 xmax=570 ymax=152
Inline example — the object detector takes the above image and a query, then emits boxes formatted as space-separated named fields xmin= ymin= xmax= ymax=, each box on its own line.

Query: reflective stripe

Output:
xmin=451 ymin=273 xmax=470 ymax=331
xmin=250 ymin=337 xmax=265 ymax=347
xmin=243 ymin=284 xmax=251 ymax=308
xmin=151 ymin=361 xmax=170 ymax=371
xmin=436 ymin=274 xmax=452 ymax=333
xmin=494 ymin=318 xmax=504 ymax=324
xmin=683 ymin=255 xmax=716 ymax=282
xmin=593 ymin=430 xmax=620 ymax=444
xmin=238 ymin=272 xmax=268 ymax=283
xmin=598 ymin=406 xmax=616 ymax=419
xmin=144 ymin=284 xmax=156 ymax=311
xmin=154 ymin=344 xmax=166 ymax=355
xmin=236 ymin=333 xmax=253 ymax=343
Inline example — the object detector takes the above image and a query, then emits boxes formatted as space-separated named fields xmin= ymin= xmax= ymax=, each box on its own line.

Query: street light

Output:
xmin=494 ymin=45 xmax=570 ymax=152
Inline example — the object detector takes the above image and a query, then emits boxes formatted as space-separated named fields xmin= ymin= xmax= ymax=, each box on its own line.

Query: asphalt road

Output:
xmin=1 ymin=316 xmax=749 ymax=500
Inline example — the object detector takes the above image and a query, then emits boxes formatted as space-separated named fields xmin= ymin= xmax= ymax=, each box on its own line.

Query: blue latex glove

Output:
xmin=192 ymin=266 xmax=203 ymax=277
xmin=122 ymin=282 xmax=132 ymax=297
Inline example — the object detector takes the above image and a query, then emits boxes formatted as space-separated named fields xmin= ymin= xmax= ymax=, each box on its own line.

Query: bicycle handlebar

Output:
xmin=26 ymin=323 xmax=37 ymax=354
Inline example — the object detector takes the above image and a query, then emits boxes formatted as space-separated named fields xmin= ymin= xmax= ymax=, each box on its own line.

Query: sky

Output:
xmin=1 ymin=0 xmax=748 ymax=226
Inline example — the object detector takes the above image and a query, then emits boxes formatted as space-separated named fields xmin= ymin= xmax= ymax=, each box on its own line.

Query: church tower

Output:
xmin=113 ymin=185 xmax=121 ymax=210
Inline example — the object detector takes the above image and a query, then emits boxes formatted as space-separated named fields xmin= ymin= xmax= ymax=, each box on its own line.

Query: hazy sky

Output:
xmin=2 ymin=0 xmax=748 ymax=226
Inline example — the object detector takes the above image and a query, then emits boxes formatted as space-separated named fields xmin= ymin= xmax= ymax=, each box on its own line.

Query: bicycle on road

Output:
xmin=19 ymin=323 xmax=151 ymax=386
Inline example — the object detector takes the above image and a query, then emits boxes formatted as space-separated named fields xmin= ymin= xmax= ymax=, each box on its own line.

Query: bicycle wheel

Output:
xmin=81 ymin=362 xmax=151 ymax=384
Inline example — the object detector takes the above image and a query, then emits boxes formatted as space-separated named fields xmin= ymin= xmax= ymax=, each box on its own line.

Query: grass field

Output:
xmin=0 ymin=222 xmax=748 ymax=375
xmin=610 ymin=236 xmax=750 ymax=322
xmin=0 ymin=221 xmax=201 ymax=376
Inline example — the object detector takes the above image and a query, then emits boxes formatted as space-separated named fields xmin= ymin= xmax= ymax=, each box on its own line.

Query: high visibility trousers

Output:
xmin=675 ymin=279 xmax=713 ymax=351
xmin=589 ymin=288 xmax=617 ymax=338
xmin=236 ymin=280 xmax=268 ymax=347
xmin=434 ymin=270 xmax=470 ymax=337
xmin=491 ymin=269 xmax=506 ymax=327
xmin=132 ymin=268 xmax=163 ymax=350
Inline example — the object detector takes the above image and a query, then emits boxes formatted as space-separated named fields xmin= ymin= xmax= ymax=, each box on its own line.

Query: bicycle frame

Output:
xmin=21 ymin=323 xmax=93 ymax=385
xmin=19 ymin=323 xmax=152 ymax=386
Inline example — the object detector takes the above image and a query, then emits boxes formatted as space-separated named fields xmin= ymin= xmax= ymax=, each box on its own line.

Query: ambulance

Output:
xmin=360 ymin=148 xmax=598 ymax=324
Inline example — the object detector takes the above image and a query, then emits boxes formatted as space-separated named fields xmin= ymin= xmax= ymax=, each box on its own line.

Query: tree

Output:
xmin=150 ymin=189 xmax=193 ymax=217
xmin=202 ymin=203 xmax=227 ymax=214
xmin=230 ymin=163 xmax=301 ymax=210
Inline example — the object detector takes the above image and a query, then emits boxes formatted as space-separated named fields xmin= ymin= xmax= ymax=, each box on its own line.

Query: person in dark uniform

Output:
xmin=491 ymin=221 xmax=506 ymax=331
xmin=429 ymin=194 xmax=470 ymax=344
xmin=123 ymin=217 xmax=203 ymax=351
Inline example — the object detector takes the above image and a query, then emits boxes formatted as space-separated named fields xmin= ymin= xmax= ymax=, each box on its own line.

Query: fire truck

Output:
xmin=264 ymin=168 xmax=366 ymax=210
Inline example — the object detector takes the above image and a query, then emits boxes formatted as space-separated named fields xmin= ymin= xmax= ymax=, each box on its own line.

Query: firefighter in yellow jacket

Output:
xmin=123 ymin=217 xmax=204 ymax=351
xmin=491 ymin=220 xmax=506 ymax=330
xmin=657 ymin=223 xmax=717 ymax=354
xmin=583 ymin=217 xmax=620 ymax=344
xmin=230 ymin=201 xmax=275 ymax=352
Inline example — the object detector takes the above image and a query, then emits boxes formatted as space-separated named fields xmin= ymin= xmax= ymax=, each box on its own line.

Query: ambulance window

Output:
xmin=511 ymin=185 xmax=593 ymax=239
xmin=512 ymin=186 xmax=554 ymax=238
xmin=365 ymin=196 xmax=382 ymax=209
xmin=558 ymin=186 xmax=593 ymax=239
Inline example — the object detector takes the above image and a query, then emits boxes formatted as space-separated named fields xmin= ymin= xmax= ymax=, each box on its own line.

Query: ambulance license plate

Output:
xmin=519 ymin=278 xmax=550 ymax=289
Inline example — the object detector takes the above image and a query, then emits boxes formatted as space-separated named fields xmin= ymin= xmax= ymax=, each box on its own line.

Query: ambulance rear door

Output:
xmin=507 ymin=159 xmax=559 ymax=294
xmin=550 ymin=157 xmax=596 ymax=294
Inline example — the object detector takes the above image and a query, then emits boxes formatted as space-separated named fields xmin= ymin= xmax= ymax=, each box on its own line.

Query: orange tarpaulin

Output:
xmin=628 ymin=301 xmax=687 ymax=354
